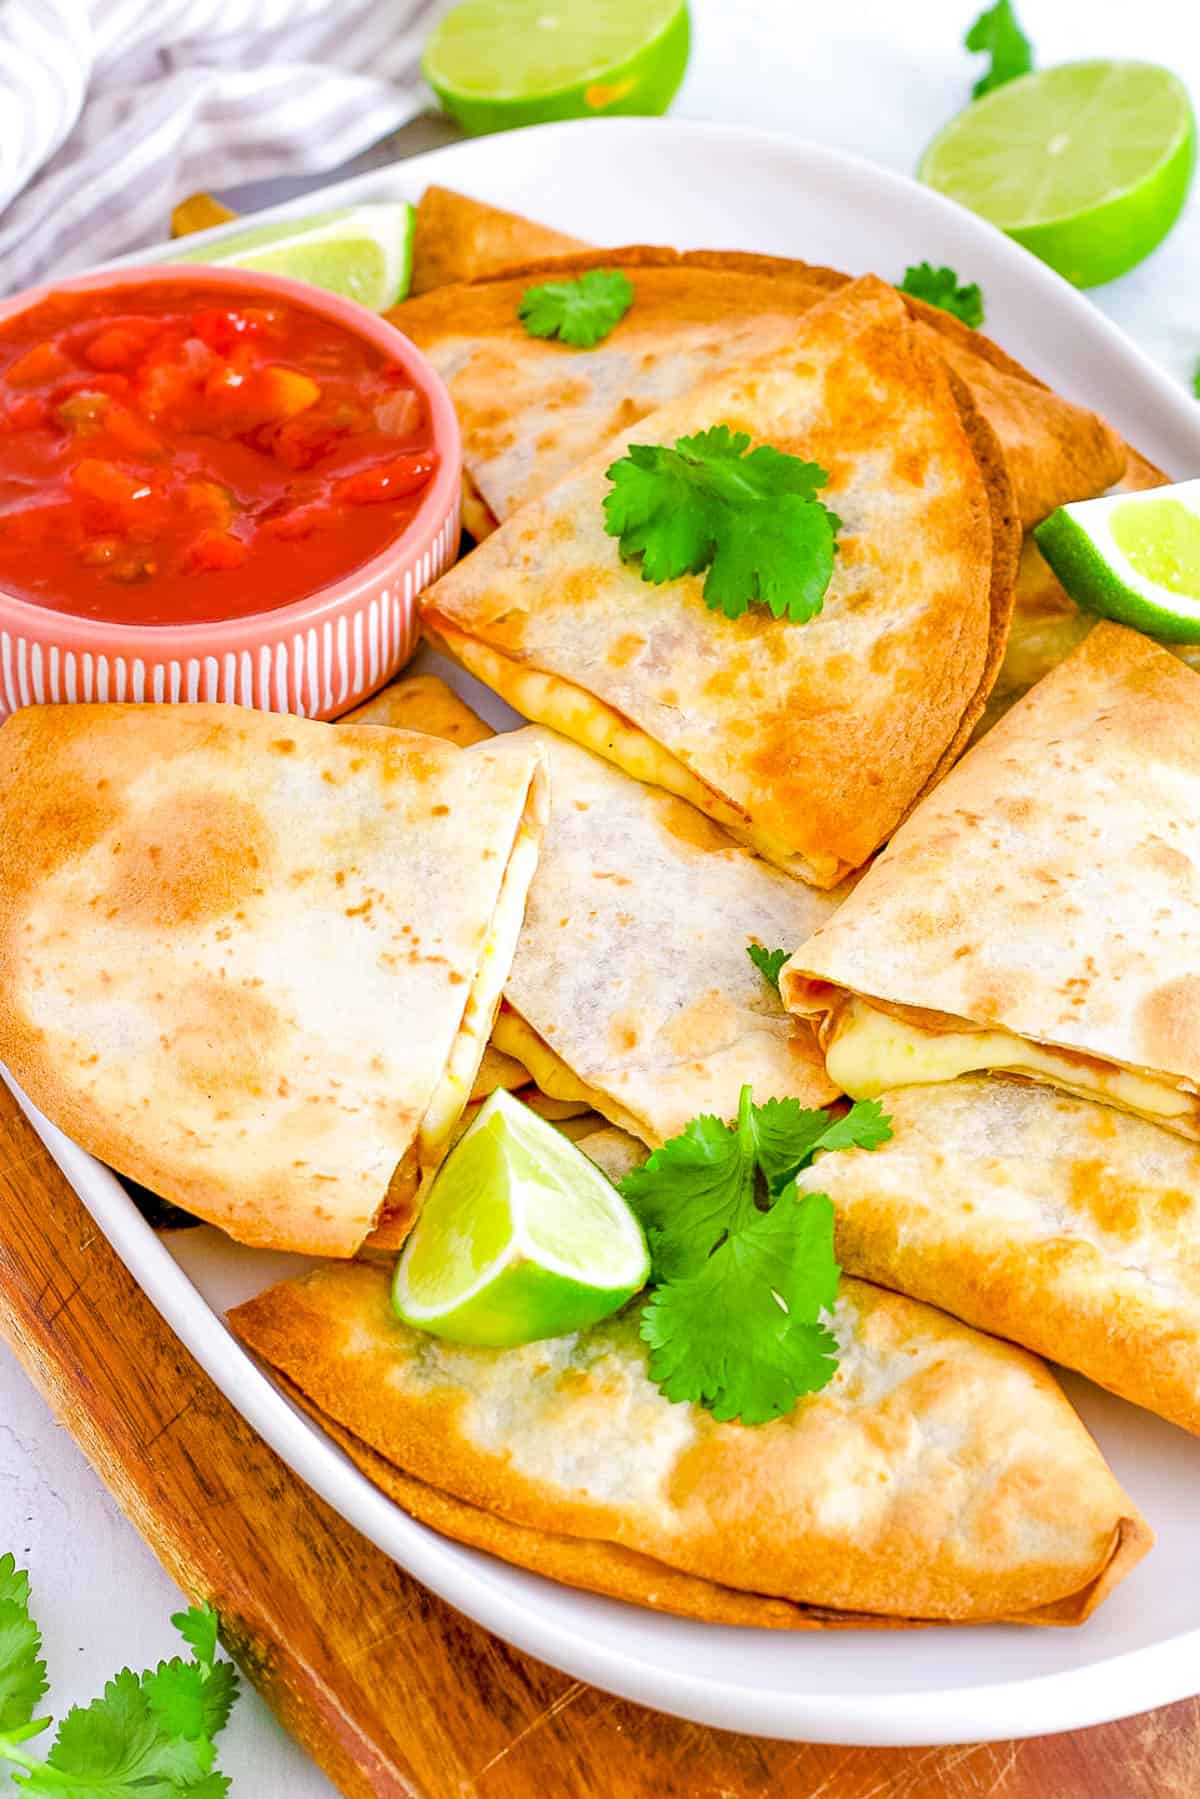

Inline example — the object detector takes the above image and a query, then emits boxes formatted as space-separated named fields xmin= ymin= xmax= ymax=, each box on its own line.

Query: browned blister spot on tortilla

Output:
xmin=607 ymin=631 xmax=646 ymax=669
xmin=1137 ymin=975 xmax=1200 ymax=1072
xmin=161 ymin=975 xmax=285 ymax=1100
xmin=649 ymin=791 xmax=735 ymax=854
xmin=101 ymin=791 xmax=270 ymax=929
xmin=662 ymin=992 xmax=739 ymax=1060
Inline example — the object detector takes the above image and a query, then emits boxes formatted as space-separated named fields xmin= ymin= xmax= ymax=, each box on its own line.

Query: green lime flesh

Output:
xmin=1110 ymin=498 xmax=1200 ymax=600
xmin=423 ymin=0 xmax=690 ymax=137
xmin=393 ymin=1089 xmax=649 ymax=1348
xmin=919 ymin=61 xmax=1196 ymax=287
xmin=171 ymin=203 xmax=415 ymax=310
xmin=1035 ymin=499 xmax=1200 ymax=644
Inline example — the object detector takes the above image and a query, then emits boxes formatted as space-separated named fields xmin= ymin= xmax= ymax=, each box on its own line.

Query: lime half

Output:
xmin=423 ymin=0 xmax=690 ymax=138
xmin=393 ymin=1088 xmax=649 ymax=1347
xmin=1035 ymin=479 xmax=1200 ymax=643
xmin=171 ymin=203 xmax=415 ymax=310
xmin=919 ymin=61 xmax=1196 ymax=287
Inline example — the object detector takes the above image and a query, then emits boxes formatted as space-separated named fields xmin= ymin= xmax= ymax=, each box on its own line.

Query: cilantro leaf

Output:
xmin=0 ymin=1557 xmax=47 ymax=1736
xmin=1193 ymin=362 xmax=1200 ymax=399
xmin=0 ymin=1582 xmax=238 ymax=1798
xmin=640 ymin=1193 xmax=840 ymax=1424
xmin=142 ymin=1658 xmax=238 ymax=1744
xmin=518 ymin=269 xmax=634 ymax=348
xmin=964 ymin=0 xmax=1033 ymax=98
xmin=755 ymin=1095 xmax=894 ymax=1192
xmin=35 ymin=1668 xmax=214 ymax=1794
xmin=809 ymin=1097 xmax=894 ymax=1157
xmin=746 ymin=944 xmax=789 ymax=991
xmin=170 ymin=1606 xmax=218 ymax=1672
xmin=621 ymin=1104 xmax=755 ymax=1280
xmin=603 ymin=425 xmax=841 ymax=624
xmin=623 ymin=1087 xmax=892 ymax=1424
xmin=898 ymin=262 xmax=985 ymax=328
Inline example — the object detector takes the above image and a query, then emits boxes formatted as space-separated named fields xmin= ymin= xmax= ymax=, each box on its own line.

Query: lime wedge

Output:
xmin=170 ymin=203 xmax=415 ymax=310
xmin=1034 ymin=480 xmax=1200 ymax=643
xmin=393 ymin=1088 xmax=649 ymax=1346
xmin=423 ymin=0 xmax=690 ymax=138
xmin=919 ymin=61 xmax=1196 ymax=287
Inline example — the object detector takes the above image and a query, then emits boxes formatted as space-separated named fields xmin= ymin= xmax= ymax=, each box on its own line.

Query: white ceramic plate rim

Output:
xmin=9 ymin=117 xmax=1200 ymax=1748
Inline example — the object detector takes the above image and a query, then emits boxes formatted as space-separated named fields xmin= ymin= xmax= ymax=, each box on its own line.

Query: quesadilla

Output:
xmin=789 ymin=1077 xmax=1200 ymax=1435
xmin=783 ymin=623 xmax=1200 ymax=1134
xmin=391 ymin=245 xmax=1125 ymax=532
xmin=0 ymin=704 xmax=546 ymax=1256
xmin=491 ymin=725 xmax=844 ymax=1142
xmin=230 ymin=1259 xmax=1149 ymax=1626
xmin=341 ymin=671 xmax=495 ymax=743
xmin=410 ymin=185 xmax=586 ymax=296
xmin=423 ymin=275 xmax=1019 ymax=887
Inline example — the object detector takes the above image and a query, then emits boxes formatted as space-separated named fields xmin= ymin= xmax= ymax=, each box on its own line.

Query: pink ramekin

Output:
xmin=0 ymin=264 xmax=461 ymax=722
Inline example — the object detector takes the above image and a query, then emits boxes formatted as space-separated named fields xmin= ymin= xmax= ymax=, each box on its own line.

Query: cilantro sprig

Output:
xmin=620 ymin=1088 xmax=891 ymax=1425
xmin=898 ymin=262 xmax=985 ymax=328
xmin=965 ymin=0 xmax=1033 ymax=99
xmin=603 ymin=426 xmax=841 ymax=624
xmin=518 ymin=269 xmax=634 ymax=348
xmin=0 ymin=1556 xmax=239 ymax=1796
xmin=747 ymin=944 xmax=790 ymax=992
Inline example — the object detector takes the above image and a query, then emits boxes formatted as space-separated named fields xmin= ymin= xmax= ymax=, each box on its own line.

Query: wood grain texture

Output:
xmin=0 ymin=1079 xmax=1196 ymax=1798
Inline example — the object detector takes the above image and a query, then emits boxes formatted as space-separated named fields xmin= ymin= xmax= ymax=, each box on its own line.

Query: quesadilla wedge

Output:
xmin=790 ymin=1077 xmax=1200 ymax=1435
xmin=783 ymin=623 xmax=1200 ymax=1134
xmin=490 ymin=725 xmax=843 ymax=1141
xmin=424 ymin=275 xmax=1020 ymax=886
xmin=391 ymin=244 xmax=1125 ymax=532
xmin=410 ymin=185 xmax=586 ymax=296
xmin=230 ymin=1260 xmax=1150 ymax=1625
xmin=0 ymin=704 xmax=546 ymax=1256
xmin=341 ymin=671 xmax=495 ymax=743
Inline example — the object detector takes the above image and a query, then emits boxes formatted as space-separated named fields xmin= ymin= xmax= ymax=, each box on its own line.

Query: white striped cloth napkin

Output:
xmin=0 ymin=0 xmax=438 ymax=296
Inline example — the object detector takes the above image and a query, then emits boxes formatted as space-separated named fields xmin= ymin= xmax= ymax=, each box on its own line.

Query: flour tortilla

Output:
xmin=0 ymin=704 xmax=546 ymax=1255
xmin=410 ymin=185 xmax=586 ymax=296
xmin=424 ymin=275 xmax=1019 ymax=886
xmin=495 ymin=725 xmax=843 ymax=1144
xmin=784 ymin=624 xmax=1200 ymax=1134
xmin=230 ymin=1260 xmax=1149 ymax=1626
xmin=391 ymin=244 xmax=1125 ymax=532
xmin=792 ymin=1077 xmax=1200 ymax=1436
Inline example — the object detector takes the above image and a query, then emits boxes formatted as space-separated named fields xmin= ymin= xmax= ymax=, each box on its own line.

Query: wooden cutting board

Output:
xmin=0 ymin=1080 xmax=1195 ymax=1799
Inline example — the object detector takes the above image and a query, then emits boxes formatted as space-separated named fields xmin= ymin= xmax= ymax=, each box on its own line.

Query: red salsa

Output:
xmin=0 ymin=282 xmax=438 ymax=626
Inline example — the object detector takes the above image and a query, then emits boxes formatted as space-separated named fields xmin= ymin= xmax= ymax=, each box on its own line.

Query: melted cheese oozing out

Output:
xmin=490 ymin=1009 xmax=593 ymax=1105
xmin=492 ymin=1008 xmax=658 ymax=1144
xmin=427 ymin=622 xmax=836 ymax=885
xmin=416 ymin=806 xmax=543 ymax=1170
xmin=826 ymin=998 xmax=1193 ymax=1123
xmin=469 ymin=1044 xmax=530 ymax=1102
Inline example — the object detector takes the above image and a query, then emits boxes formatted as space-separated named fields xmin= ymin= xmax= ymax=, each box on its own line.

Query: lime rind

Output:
xmin=422 ymin=0 xmax=690 ymax=137
xmin=918 ymin=60 xmax=1197 ymax=287
xmin=1034 ymin=479 xmax=1200 ymax=644
xmin=171 ymin=203 xmax=416 ymax=310
xmin=393 ymin=1089 xmax=649 ymax=1347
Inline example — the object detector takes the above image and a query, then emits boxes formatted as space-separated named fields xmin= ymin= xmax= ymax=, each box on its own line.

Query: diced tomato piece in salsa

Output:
xmin=0 ymin=281 xmax=438 ymax=626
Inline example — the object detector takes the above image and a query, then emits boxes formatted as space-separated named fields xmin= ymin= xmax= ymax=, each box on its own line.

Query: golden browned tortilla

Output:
xmin=0 ymin=704 xmax=546 ymax=1255
xmin=423 ymin=276 xmax=1019 ymax=887
xmin=230 ymin=1260 xmax=1150 ymax=1626
xmin=410 ymin=185 xmax=586 ymax=296
xmin=390 ymin=243 xmax=1125 ymax=531
xmin=794 ymin=1077 xmax=1200 ymax=1435
xmin=341 ymin=670 xmax=495 ymax=743
xmin=783 ymin=624 xmax=1200 ymax=1136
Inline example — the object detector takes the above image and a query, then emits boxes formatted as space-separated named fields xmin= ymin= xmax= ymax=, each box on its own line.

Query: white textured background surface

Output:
xmin=1 ymin=2 xmax=1197 ymax=1793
